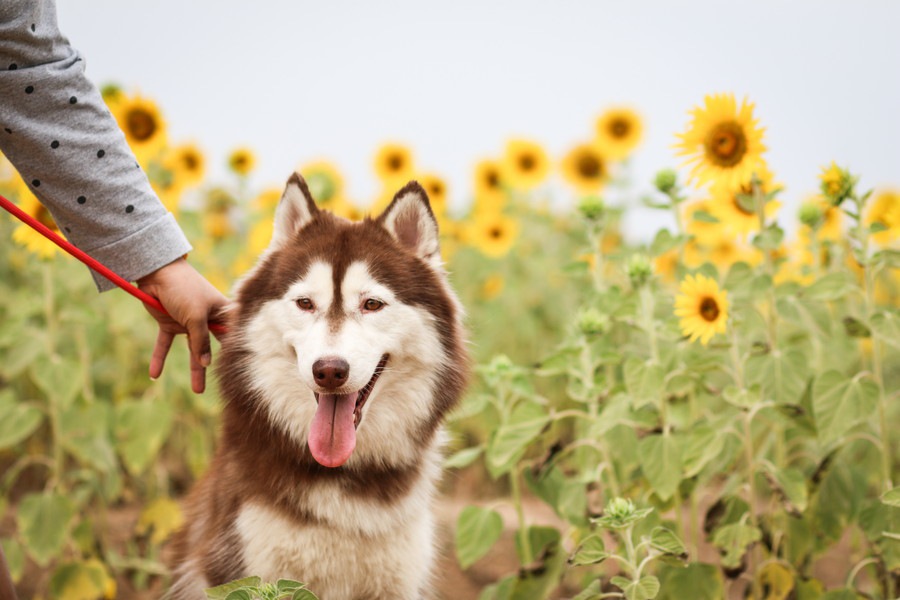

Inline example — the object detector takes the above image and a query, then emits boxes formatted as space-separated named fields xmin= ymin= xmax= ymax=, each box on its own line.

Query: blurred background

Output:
xmin=58 ymin=0 xmax=900 ymax=237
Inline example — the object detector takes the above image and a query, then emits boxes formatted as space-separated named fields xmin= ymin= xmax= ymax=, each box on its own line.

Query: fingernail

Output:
xmin=150 ymin=375 xmax=158 ymax=381
xmin=201 ymin=353 xmax=212 ymax=367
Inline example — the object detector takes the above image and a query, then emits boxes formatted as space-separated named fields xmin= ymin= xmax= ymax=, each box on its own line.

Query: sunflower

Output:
xmin=473 ymin=159 xmax=506 ymax=211
xmin=674 ymin=273 xmax=729 ymax=345
xmin=373 ymin=143 xmax=415 ymax=183
xmin=501 ymin=138 xmax=550 ymax=191
xmin=228 ymin=147 xmax=256 ymax=176
xmin=252 ymin=187 xmax=283 ymax=215
xmin=328 ymin=197 xmax=367 ymax=222
xmin=675 ymin=93 xmax=767 ymax=189
xmin=866 ymin=189 xmax=900 ymax=245
xmin=594 ymin=107 xmax=643 ymax=160
xmin=707 ymin=167 xmax=781 ymax=237
xmin=416 ymin=172 xmax=449 ymax=216
xmin=10 ymin=179 xmax=61 ymax=258
xmin=163 ymin=142 xmax=206 ymax=187
xmin=683 ymin=199 xmax=728 ymax=246
xmin=466 ymin=212 xmax=519 ymax=258
xmin=300 ymin=160 xmax=344 ymax=205
xmin=818 ymin=162 xmax=853 ymax=205
xmin=111 ymin=93 xmax=168 ymax=161
xmin=560 ymin=142 xmax=609 ymax=194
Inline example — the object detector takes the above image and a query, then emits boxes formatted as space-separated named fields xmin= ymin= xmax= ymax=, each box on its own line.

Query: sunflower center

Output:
xmin=181 ymin=152 xmax=200 ymax=172
xmin=577 ymin=153 xmax=603 ymax=179
xmin=489 ymin=226 xmax=504 ymax=239
xmin=126 ymin=108 xmax=158 ymax=142
xmin=705 ymin=121 xmax=747 ymax=167
xmin=609 ymin=118 xmax=630 ymax=139
xmin=699 ymin=297 xmax=720 ymax=322
xmin=35 ymin=205 xmax=59 ymax=231
xmin=387 ymin=154 xmax=404 ymax=172
xmin=485 ymin=169 xmax=500 ymax=189
xmin=518 ymin=154 xmax=536 ymax=172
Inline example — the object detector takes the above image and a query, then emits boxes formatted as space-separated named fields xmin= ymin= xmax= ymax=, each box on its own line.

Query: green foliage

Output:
xmin=205 ymin=577 xmax=319 ymax=600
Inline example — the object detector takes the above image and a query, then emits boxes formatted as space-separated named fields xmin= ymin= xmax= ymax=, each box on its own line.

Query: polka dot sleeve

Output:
xmin=0 ymin=0 xmax=192 ymax=292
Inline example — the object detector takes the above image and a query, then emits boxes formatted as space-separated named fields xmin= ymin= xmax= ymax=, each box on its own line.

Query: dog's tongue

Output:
xmin=308 ymin=392 xmax=358 ymax=468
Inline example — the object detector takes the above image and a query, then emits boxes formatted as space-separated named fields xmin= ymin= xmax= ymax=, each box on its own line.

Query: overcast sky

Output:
xmin=57 ymin=1 xmax=900 ymax=239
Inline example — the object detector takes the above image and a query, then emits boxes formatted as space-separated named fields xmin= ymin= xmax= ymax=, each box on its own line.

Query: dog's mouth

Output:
xmin=308 ymin=354 xmax=389 ymax=468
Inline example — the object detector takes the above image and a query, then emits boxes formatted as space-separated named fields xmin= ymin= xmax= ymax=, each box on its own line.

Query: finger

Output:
xmin=185 ymin=315 xmax=213 ymax=370
xmin=149 ymin=328 xmax=176 ymax=380
xmin=189 ymin=342 xmax=207 ymax=394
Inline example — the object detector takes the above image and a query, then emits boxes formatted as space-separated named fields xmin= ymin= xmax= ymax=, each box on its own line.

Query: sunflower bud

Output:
xmin=798 ymin=202 xmax=824 ymax=230
xmin=654 ymin=169 xmax=678 ymax=195
xmin=626 ymin=254 xmax=653 ymax=288
xmin=576 ymin=308 xmax=609 ymax=336
xmin=577 ymin=195 xmax=606 ymax=221
xmin=819 ymin=162 xmax=854 ymax=207
xmin=592 ymin=497 xmax=653 ymax=529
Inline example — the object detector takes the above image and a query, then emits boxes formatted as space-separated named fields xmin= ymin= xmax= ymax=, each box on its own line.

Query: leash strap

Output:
xmin=0 ymin=193 xmax=226 ymax=334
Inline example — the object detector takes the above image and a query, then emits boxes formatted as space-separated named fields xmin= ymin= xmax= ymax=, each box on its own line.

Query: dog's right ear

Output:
xmin=270 ymin=172 xmax=320 ymax=249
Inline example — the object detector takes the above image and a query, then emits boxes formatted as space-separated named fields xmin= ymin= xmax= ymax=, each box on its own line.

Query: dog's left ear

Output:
xmin=270 ymin=172 xmax=320 ymax=249
xmin=378 ymin=181 xmax=441 ymax=266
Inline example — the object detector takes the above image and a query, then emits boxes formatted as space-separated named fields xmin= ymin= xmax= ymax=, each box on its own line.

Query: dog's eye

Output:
xmin=362 ymin=298 xmax=385 ymax=312
xmin=296 ymin=297 xmax=315 ymax=312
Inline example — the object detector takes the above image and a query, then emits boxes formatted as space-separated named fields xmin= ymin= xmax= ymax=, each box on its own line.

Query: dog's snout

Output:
xmin=312 ymin=357 xmax=350 ymax=389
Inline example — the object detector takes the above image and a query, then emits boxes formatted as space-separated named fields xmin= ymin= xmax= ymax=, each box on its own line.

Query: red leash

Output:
xmin=0 ymin=193 xmax=226 ymax=335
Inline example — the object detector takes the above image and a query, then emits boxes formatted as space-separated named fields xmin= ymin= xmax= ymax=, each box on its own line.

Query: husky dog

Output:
xmin=167 ymin=174 xmax=468 ymax=600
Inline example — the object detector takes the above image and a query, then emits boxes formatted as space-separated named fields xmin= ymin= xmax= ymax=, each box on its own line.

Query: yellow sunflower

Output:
xmin=707 ymin=167 xmax=781 ymax=237
xmin=252 ymin=187 xmax=283 ymax=215
xmin=675 ymin=93 xmax=767 ymax=189
xmin=165 ymin=142 xmax=206 ymax=187
xmin=674 ymin=273 xmax=729 ymax=345
xmin=683 ymin=199 xmax=728 ymax=246
xmin=560 ymin=142 xmax=610 ymax=194
xmin=328 ymin=197 xmax=367 ymax=222
xmin=501 ymin=138 xmax=550 ymax=191
xmin=594 ymin=107 xmax=643 ymax=160
xmin=466 ymin=212 xmax=520 ymax=258
xmin=111 ymin=93 xmax=168 ymax=162
xmin=300 ymin=160 xmax=344 ymax=205
xmin=10 ymin=179 xmax=61 ymax=259
xmin=228 ymin=147 xmax=256 ymax=176
xmin=867 ymin=189 xmax=900 ymax=245
xmin=818 ymin=162 xmax=853 ymax=205
xmin=473 ymin=158 xmax=506 ymax=211
xmin=417 ymin=172 xmax=449 ymax=216
xmin=373 ymin=143 xmax=415 ymax=183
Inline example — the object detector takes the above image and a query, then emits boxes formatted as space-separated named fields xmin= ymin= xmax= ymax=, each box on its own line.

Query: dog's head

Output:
xmin=222 ymin=173 xmax=467 ymax=469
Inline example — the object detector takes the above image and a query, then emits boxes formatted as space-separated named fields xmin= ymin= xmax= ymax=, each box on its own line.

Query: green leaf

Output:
xmin=624 ymin=357 xmax=664 ymax=410
xmin=486 ymin=400 xmax=548 ymax=476
xmin=711 ymin=522 xmax=761 ymax=569
xmin=30 ymin=355 xmax=83 ymax=410
xmin=0 ymin=391 xmax=44 ymax=449
xmin=763 ymin=466 xmax=808 ymax=515
xmin=649 ymin=527 xmax=688 ymax=559
xmin=870 ymin=310 xmax=900 ymax=349
xmin=115 ymin=399 xmax=175 ymax=475
xmin=638 ymin=433 xmax=683 ymax=501
xmin=59 ymin=403 xmax=117 ymax=474
xmin=568 ymin=534 xmax=609 ymax=566
xmin=0 ymin=328 xmax=45 ymax=379
xmin=745 ymin=349 xmax=810 ymax=404
xmin=612 ymin=575 xmax=660 ymax=600
xmin=752 ymin=224 xmax=784 ymax=251
xmin=205 ymin=577 xmax=262 ymax=599
xmin=682 ymin=425 xmax=725 ymax=477
xmin=657 ymin=563 xmax=723 ymax=600
xmin=291 ymin=590 xmax=320 ymax=600
xmin=650 ymin=229 xmax=680 ymax=256
xmin=804 ymin=272 xmax=858 ymax=302
xmin=16 ymin=492 xmax=75 ymax=567
xmin=821 ymin=590 xmax=861 ymax=600
xmin=224 ymin=591 xmax=253 ymax=600
xmin=0 ymin=537 xmax=24 ymax=583
xmin=812 ymin=370 xmax=879 ymax=446
xmin=455 ymin=505 xmax=504 ymax=569
xmin=569 ymin=580 xmax=603 ymax=600
xmin=881 ymin=486 xmax=900 ymax=508
xmin=276 ymin=579 xmax=303 ymax=593
xmin=444 ymin=446 xmax=483 ymax=470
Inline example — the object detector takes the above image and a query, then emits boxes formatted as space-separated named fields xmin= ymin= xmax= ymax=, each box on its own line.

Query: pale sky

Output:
xmin=58 ymin=1 xmax=900 ymax=239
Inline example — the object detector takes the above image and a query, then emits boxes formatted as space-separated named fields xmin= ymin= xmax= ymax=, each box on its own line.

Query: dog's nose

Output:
xmin=312 ymin=357 xmax=350 ymax=389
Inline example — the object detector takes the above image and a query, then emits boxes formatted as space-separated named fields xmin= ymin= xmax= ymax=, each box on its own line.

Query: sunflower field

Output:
xmin=1 ymin=86 xmax=900 ymax=600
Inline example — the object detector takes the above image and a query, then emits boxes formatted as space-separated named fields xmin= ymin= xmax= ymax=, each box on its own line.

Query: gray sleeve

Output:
xmin=0 ymin=0 xmax=191 ymax=291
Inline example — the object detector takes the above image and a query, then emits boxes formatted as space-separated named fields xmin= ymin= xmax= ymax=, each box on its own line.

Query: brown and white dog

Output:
xmin=167 ymin=174 xmax=468 ymax=599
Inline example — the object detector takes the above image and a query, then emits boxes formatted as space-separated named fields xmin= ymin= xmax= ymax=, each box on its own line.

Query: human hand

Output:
xmin=136 ymin=257 xmax=229 ymax=393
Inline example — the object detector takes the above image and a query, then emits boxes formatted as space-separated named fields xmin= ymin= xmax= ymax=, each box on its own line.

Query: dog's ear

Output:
xmin=271 ymin=172 xmax=320 ymax=249
xmin=378 ymin=181 xmax=441 ymax=266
